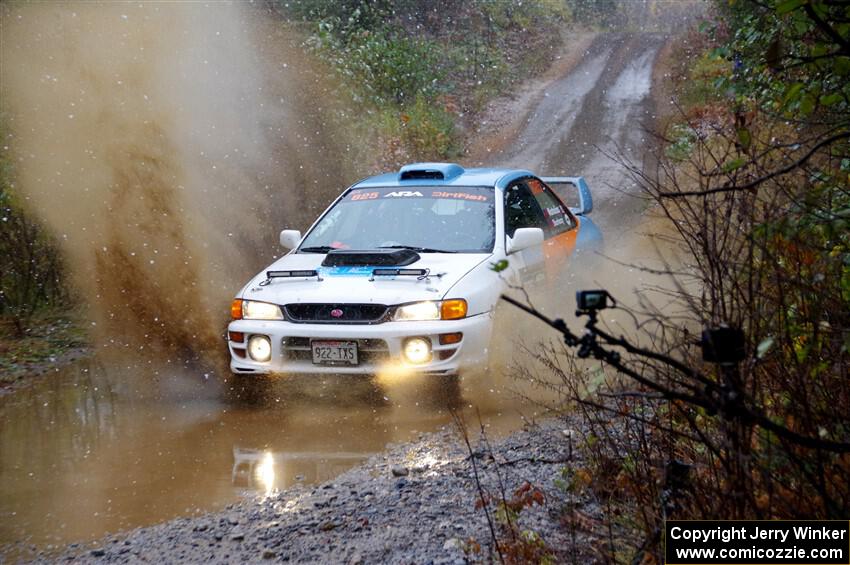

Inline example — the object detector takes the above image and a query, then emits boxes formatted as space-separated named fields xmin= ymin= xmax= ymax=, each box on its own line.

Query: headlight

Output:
xmin=394 ymin=301 xmax=440 ymax=321
xmin=393 ymin=299 xmax=467 ymax=321
xmin=236 ymin=299 xmax=284 ymax=320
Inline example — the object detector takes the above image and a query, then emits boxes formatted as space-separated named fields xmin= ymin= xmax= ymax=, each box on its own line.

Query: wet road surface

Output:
xmin=0 ymin=31 xmax=665 ymax=555
xmin=500 ymin=33 xmax=666 ymax=240
xmin=0 ymin=355 xmax=528 ymax=552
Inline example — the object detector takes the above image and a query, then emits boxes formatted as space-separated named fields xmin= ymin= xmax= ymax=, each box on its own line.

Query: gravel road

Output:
xmin=496 ymin=32 xmax=666 ymax=241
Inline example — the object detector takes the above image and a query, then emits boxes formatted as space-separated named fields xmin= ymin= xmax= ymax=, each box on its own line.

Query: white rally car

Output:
xmin=228 ymin=163 xmax=600 ymax=376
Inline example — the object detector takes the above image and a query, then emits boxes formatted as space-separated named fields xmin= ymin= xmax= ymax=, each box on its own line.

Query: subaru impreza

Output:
xmin=228 ymin=162 xmax=600 ymax=376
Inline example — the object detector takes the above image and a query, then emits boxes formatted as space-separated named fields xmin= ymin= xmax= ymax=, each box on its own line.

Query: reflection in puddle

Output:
xmin=231 ymin=450 xmax=277 ymax=495
xmin=231 ymin=448 xmax=372 ymax=494
xmin=0 ymin=353 xmax=533 ymax=556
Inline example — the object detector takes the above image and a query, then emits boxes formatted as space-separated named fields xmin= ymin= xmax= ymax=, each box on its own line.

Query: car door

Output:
xmin=527 ymin=178 xmax=579 ymax=280
xmin=503 ymin=180 xmax=547 ymax=285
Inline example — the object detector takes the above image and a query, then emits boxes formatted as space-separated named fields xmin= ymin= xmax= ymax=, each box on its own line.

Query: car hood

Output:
xmin=239 ymin=252 xmax=492 ymax=306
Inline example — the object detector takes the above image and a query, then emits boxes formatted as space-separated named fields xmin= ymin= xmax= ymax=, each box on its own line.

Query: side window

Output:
xmin=528 ymin=178 xmax=576 ymax=238
xmin=504 ymin=181 xmax=546 ymax=238
xmin=549 ymin=181 xmax=579 ymax=210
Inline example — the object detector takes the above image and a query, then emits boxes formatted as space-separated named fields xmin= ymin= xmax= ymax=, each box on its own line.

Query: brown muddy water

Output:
xmin=0 ymin=355 xmax=535 ymax=554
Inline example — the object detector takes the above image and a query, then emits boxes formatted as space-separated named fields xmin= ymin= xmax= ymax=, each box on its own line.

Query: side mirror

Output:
xmin=279 ymin=229 xmax=302 ymax=250
xmin=506 ymin=227 xmax=544 ymax=254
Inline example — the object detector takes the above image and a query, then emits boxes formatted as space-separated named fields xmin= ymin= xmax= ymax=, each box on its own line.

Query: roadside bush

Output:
xmin=312 ymin=27 xmax=444 ymax=106
xmin=293 ymin=0 xmax=571 ymax=164
xmin=398 ymin=96 xmax=459 ymax=158
xmin=0 ymin=136 xmax=72 ymax=335
xmin=566 ymin=0 xmax=623 ymax=29
xmin=663 ymin=123 xmax=698 ymax=161
xmin=508 ymin=1 xmax=850 ymax=560
xmin=678 ymin=50 xmax=729 ymax=108
xmin=444 ymin=40 xmax=509 ymax=111
xmin=477 ymin=0 xmax=572 ymax=31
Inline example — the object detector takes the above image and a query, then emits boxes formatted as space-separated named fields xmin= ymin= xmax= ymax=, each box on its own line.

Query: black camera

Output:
xmin=576 ymin=290 xmax=611 ymax=312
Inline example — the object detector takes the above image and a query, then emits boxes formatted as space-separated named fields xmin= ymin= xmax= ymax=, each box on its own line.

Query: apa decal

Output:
xmin=385 ymin=191 xmax=424 ymax=197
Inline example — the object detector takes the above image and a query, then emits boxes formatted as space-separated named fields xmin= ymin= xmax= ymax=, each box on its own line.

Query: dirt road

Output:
xmin=494 ymin=33 xmax=666 ymax=239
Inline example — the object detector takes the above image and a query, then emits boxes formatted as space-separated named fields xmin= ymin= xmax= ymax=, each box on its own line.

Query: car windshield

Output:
xmin=299 ymin=186 xmax=496 ymax=253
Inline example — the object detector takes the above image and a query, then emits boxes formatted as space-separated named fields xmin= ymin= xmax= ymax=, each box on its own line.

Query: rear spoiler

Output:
xmin=541 ymin=176 xmax=593 ymax=215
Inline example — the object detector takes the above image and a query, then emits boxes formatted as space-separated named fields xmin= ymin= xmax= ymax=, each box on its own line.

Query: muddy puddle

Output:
xmin=0 ymin=355 xmax=536 ymax=554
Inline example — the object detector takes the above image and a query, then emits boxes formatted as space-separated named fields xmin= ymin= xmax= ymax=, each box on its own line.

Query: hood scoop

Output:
xmin=321 ymin=248 xmax=420 ymax=267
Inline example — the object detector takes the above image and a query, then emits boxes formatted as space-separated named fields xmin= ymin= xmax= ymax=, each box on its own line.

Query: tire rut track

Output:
xmin=498 ymin=32 xmax=667 ymax=241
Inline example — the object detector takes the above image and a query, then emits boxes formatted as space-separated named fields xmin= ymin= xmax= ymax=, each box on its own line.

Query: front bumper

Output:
xmin=227 ymin=313 xmax=493 ymax=376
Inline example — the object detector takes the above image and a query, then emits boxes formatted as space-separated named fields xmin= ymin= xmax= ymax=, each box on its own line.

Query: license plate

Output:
xmin=311 ymin=340 xmax=358 ymax=365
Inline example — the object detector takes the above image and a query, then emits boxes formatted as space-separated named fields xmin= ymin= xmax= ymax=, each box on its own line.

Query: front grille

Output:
xmin=281 ymin=337 xmax=391 ymax=364
xmin=284 ymin=303 xmax=389 ymax=324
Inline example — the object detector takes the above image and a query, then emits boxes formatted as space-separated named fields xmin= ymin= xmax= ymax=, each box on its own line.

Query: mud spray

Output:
xmin=1 ymin=2 xmax=349 ymax=368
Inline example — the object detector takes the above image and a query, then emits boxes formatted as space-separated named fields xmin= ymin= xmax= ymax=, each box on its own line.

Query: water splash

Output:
xmin=0 ymin=2 xmax=348 ymax=362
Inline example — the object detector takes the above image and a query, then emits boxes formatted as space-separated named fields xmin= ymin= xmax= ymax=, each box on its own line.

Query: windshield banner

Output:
xmin=345 ymin=186 xmax=492 ymax=203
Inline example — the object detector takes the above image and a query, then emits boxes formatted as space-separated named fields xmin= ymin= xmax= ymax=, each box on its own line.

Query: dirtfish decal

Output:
xmin=317 ymin=266 xmax=377 ymax=277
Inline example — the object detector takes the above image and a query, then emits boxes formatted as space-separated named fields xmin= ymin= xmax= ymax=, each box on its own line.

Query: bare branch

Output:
xmin=658 ymin=131 xmax=850 ymax=198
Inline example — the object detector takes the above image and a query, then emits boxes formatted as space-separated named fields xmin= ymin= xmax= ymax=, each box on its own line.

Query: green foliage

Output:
xmin=444 ymin=40 xmax=508 ymax=100
xmin=665 ymin=123 xmax=698 ymax=162
xmin=397 ymin=96 xmax=459 ymax=158
xmin=680 ymin=50 xmax=731 ymax=107
xmin=491 ymin=259 xmax=510 ymax=273
xmin=279 ymin=0 xmax=392 ymax=38
xmin=481 ymin=0 xmax=572 ymax=28
xmin=0 ymin=312 xmax=87 ymax=385
xmin=714 ymin=0 xmax=850 ymax=123
xmin=296 ymin=0 xmax=572 ymax=161
xmin=364 ymin=96 xmax=460 ymax=160
xmin=0 ymin=132 xmax=71 ymax=335
xmin=311 ymin=27 xmax=443 ymax=106
xmin=633 ymin=0 xmax=850 ymax=524
xmin=565 ymin=0 xmax=622 ymax=28
xmin=716 ymin=0 xmax=850 ymax=357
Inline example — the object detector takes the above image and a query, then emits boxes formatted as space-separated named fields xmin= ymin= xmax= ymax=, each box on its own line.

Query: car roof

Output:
xmin=351 ymin=163 xmax=534 ymax=190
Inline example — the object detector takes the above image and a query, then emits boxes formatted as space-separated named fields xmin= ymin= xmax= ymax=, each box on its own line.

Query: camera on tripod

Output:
xmin=576 ymin=289 xmax=614 ymax=314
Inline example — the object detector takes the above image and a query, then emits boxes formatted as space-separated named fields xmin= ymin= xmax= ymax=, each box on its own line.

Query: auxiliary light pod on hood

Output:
xmin=259 ymin=269 xmax=322 ymax=286
xmin=370 ymin=268 xmax=432 ymax=281
xmin=321 ymin=248 xmax=420 ymax=267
